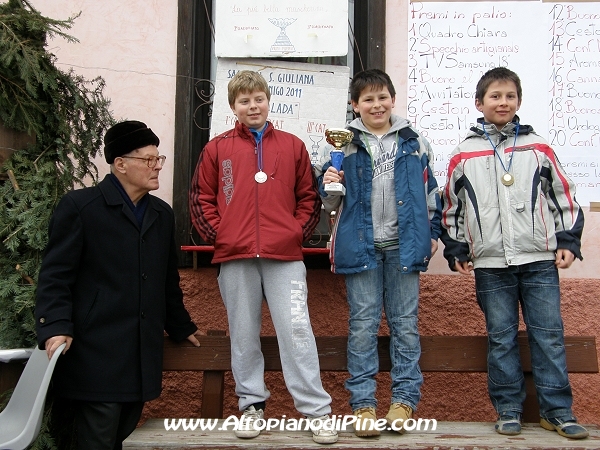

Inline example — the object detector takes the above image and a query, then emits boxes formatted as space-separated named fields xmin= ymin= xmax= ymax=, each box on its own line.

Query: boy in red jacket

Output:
xmin=189 ymin=70 xmax=337 ymax=444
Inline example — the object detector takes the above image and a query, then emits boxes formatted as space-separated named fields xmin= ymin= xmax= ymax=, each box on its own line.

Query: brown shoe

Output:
xmin=385 ymin=403 xmax=413 ymax=434
xmin=353 ymin=407 xmax=380 ymax=437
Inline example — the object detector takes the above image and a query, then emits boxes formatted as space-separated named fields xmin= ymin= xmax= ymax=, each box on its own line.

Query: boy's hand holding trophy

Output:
xmin=324 ymin=128 xmax=353 ymax=196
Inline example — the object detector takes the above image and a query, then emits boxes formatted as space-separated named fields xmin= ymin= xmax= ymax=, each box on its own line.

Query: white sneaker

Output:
xmin=234 ymin=405 xmax=264 ymax=438
xmin=309 ymin=415 xmax=339 ymax=444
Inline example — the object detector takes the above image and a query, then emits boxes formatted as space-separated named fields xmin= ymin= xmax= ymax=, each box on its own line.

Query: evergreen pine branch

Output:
xmin=0 ymin=2 xmax=114 ymax=448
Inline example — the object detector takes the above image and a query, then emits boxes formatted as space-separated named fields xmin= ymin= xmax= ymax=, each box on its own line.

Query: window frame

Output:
xmin=173 ymin=0 xmax=386 ymax=266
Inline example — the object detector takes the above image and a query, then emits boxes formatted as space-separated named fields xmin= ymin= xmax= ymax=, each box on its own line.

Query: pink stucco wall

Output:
xmin=142 ymin=268 xmax=600 ymax=425
xmin=33 ymin=0 xmax=179 ymax=205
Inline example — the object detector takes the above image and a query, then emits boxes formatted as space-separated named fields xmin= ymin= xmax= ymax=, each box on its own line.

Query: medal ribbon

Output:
xmin=483 ymin=123 xmax=520 ymax=176
xmin=250 ymin=123 xmax=268 ymax=173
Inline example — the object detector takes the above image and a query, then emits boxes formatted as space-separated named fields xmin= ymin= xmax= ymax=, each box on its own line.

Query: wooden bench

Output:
xmin=160 ymin=331 xmax=597 ymax=423
xmin=181 ymin=246 xmax=329 ymax=270
xmin=123 ymin=332 xmax=598 ymax=449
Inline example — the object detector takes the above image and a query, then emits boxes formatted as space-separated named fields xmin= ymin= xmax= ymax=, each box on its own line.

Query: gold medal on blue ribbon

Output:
xmin=501 ymin=173 xmax=514 ymax=186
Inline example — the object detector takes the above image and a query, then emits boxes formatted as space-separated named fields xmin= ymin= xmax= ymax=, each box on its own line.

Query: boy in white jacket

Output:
xmin=441 ymin=67 xmax=587 ymax=439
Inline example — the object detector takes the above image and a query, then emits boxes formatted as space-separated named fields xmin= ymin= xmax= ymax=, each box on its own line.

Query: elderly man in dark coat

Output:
xmin=35 ymin=120 xmax=199 ymax=450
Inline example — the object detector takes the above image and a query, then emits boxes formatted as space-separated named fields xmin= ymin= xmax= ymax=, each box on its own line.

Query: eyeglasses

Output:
xmin=120 ymin=155 xmax=166 ymax=168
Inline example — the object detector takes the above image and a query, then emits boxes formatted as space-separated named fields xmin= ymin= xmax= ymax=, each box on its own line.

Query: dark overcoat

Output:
xmin=35 ymin=175 xmax=197 ymax=402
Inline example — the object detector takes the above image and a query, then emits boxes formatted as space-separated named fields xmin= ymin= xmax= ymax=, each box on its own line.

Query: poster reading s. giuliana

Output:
xmin=215 ymin=0 xmax=348 ymax=57
xmin=210 ymin=58 xmax=350 ymax=165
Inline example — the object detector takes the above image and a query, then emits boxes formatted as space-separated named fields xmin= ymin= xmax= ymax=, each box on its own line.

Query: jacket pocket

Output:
xmin=82 ymin=288 xmax=100 ymax=329
xmin=268 ymin=153 xmax=291 ymax=188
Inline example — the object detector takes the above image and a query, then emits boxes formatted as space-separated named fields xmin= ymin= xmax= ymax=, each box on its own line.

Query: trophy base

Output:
xmin=325 ymin=183 xmax=346 ymax=196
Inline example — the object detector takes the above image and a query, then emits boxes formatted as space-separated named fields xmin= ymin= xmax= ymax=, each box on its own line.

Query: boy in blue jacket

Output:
xmin=315 ymin=69 xmax=441 ymax=436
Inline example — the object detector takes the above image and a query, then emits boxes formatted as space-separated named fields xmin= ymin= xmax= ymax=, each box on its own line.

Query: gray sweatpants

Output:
xmin=217 ymin=258 xmax=332 ymax=417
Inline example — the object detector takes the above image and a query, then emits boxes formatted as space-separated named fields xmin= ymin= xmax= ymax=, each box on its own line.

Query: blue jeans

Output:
xmin=475 ymin=260 xmax=574 ymax=420
xmin=344 ymin=248 xmax=422 ymax=411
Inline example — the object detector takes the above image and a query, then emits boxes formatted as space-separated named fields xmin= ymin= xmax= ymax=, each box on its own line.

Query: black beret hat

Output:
xmin=104 ymin=120 xmax=160 ymax=164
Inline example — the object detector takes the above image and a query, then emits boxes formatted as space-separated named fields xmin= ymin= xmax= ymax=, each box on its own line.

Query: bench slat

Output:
xmin=125 ymin=419 xmax=600 ymax=449
xmin=163 ymin=335 xmax=598 ymax=373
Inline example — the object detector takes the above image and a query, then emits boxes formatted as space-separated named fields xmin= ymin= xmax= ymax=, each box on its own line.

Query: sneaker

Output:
xmin=234 ymin=405 xmax=264 ymax=438
xmin=385 ymin=403 xmax=413 ymax=434
xmin=540 ymin=417 xmax=589 ymax=439
xmin=308 ymin=415 xmax=339 ymax=444
xmin=353 ymin=406 xmax=380 ymax=437
xmin=495 ymin=413 xmax=522 ymax=436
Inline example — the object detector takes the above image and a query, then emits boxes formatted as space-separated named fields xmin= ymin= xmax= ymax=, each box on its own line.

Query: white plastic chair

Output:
xmin=0 ymin=343 xmax=66 ymax=450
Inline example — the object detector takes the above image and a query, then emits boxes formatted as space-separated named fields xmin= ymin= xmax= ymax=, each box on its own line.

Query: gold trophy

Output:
xmin=324 ymin=128 xmax=353 ymax=196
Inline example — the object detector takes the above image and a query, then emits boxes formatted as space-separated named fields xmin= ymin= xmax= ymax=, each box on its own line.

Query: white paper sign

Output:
xmin=210 ymin=58 xmax=350 ymax=165
xmin=407 ymin=2 xmax=547 ymax=188
xmin=407 ymin=1 xmax=600 ymax=205
xmin=546 ymin=2 xmax=600 ymax=207
xmin=215 ymin=0 xmax=348 ymax=57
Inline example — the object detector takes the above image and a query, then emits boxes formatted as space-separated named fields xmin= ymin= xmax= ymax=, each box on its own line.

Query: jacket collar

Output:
xmin=470 ymin=115 xmax=533 ymax=138
xmin=349 ymin=115 xmax=419 ymax=148
xmin=235 ymin=120 xmax=274 ymax=142
xmin=98 ymin=175 xmax=158 ymax=234
xmin=348 ymin=114 xmax=410 ymax=137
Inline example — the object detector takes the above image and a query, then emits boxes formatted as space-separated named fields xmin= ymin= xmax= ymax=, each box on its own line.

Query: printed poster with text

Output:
xmin=210 ymin=58 xmax=350 ymax=166
xmin=408 ymin=1 xmax=600 ymax=205
xmin=215 ymin=0 xmax=348 ymax=57
xmin=546 ymin=2 xmax=600 ymax=206
xmin=407 ymin=2 xmax=547 ymax=191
